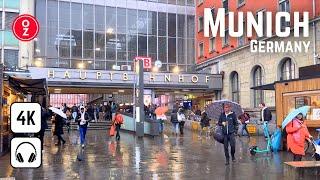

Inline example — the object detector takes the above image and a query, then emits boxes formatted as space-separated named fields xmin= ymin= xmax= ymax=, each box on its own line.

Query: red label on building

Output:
xmin=135 ymin=57 xmax=152 ymax=69
xmin=12 ymin=14 xmax=39 ymax=42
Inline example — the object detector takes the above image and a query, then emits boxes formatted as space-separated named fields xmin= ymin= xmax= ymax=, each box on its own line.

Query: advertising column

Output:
xmin=135 ymin=59 xmax=145 ymax=137
xmin=0 ymin=63 xmax=3 ymax=154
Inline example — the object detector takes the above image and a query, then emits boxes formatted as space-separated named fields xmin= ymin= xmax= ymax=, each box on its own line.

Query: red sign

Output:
xmin=12 ymin=14 xmax=39 ymax=42
xmin=135 ymin=57 xmax=152 ymax=69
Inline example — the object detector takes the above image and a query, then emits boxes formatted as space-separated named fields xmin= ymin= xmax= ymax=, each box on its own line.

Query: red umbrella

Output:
xmin=155 ymin=106 xmax=169 ymax=116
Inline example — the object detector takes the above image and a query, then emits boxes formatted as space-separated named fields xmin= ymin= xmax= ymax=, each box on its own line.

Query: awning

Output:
xmin=251 ymin=83 xmax=275 ymax=90
xmin=8 ymin=76 xmax=48 ymax=95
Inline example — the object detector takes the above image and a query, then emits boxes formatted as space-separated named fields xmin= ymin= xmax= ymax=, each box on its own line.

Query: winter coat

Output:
xmin=286 ymin=118 xmax=311 ymax=155
xmin=218 ymin=112 xmax=239 ymax=135
xmin=77 ymin=112 xmax=90 ymax=127
xmin=262 ymin=107 xmax=272 ymax=122
xmin=54 ymin=115 xmax=64 ymax=135
xmin=200 ymin=116 xmax=211 ymax=127
xmin=171 ymin=112 xmax=179 ymax=123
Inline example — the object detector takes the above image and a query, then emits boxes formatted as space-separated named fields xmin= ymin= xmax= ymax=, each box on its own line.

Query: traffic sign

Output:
xmin=12 ymin=14 xmax=39 ymax=42
xmin=11 ymin=103 xmax=41 ymax=133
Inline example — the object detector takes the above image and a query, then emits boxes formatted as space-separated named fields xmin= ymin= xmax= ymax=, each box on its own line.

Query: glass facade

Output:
xmin=34 ymin=0 xmax=195 ymax=72
xmin=0 ymin=0 xmax=20 ymax=70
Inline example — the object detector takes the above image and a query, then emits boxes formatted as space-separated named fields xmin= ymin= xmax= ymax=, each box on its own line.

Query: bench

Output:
xmin=284 ymin=161 xmax=320 ymax=179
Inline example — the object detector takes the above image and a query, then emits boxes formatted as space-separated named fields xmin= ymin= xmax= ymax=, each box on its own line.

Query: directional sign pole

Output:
xmin=135 ymin=59 xmax=144 ymax=137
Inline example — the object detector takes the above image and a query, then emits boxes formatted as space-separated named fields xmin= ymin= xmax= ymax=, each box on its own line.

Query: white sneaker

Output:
xmin=81 ymin=144 xmax=85 ymax=148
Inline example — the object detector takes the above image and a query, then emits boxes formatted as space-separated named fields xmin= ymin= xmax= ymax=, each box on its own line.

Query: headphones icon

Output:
xmin=15 ymin=142 xmax=37 ymax=163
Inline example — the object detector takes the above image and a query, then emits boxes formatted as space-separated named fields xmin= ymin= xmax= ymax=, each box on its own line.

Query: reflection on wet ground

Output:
xmin=0 ymin=128 xmax=315 ymax=180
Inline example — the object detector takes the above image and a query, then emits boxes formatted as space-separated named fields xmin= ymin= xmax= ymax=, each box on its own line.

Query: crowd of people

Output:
xmin=33 ymin=100 xmax=317 ymax=165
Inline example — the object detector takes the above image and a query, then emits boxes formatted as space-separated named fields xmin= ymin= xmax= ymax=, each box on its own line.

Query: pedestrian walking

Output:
xmin=65 ymin=108 xmax=72 ymax=133
xmin=35 ymin=107 xmax=49 ymax=151
xmin=199 ymin=112 xmax=211 ymax=137
xmin=112 ymin=109 xmax=124 ymax=141
xmin=53 ymin=113 xmax=66 ymax=145
xmin=259 ymin=103 xmax=272 ymax=138
xmin=177 ymin=108 xmax=186 ymax=135
xmin=77 ymin=107 xmax=91 ymax=148
xmin=218 ymin=104 xmax=239 ymax=165
xmin=238 ymin=111 xmax=250 ymax=137
xmin=71 ymin=104 xmax=78 ymax=122
xmin=170 ymin=109 xmax=179 ymax=136
xmin=286 ymin=113 xmax=313 ymax=161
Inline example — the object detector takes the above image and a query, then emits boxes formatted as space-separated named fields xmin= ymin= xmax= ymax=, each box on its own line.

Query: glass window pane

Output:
xmin=106 ymin=7 xmax=116 ymax=34
xmin=148 ymin=11 xmax=157 ymax=36
xmin=168 ymin=0 xmax=176 ymax=4
xmin=158 ymin=12 xmax=167 ymax=36
xmin=187 ymin=39 xmax=194 ymax=65
xmin=58 ymin=29 xmax=71 ymax=58
xmin=148 ymin=36 xmax=157 ymax=61
xmin=178 ymin=14 xmax=185 ymax=38
xmin=83 ymin=4 xmax=94 ymax=30
xmin=71 ymin=3 xmax=82 ymax=29
xmin=128 ymin=9 xmax=137 ymax=34
xmin=47 ymin=0 xmax=58 ymax=57
xmin=4 ymin=49 xmax=18 ymax=69
xmin=71 ymin=30 xmax=82 ymax=58
xmin=106 ymin=33 xmax=116 ymax=60
xmin=84 ymin=31 xmax=94 ymax=59
xmin=168 ymin=13 xmax=176 ymax=37
xmin=138 ymin=36 xmax=147 ymax=56
xmin=158 ymin=37 xmax=167 ymax=63
xmin=117 ymin=8 xmax=126 ymax=34
xmin=138 ymin=10 xmax=148 ymax=35
xmin=128 ymin=35 xmax=137 ymax=61
xmin=59 ymin=2 xmax=70 ymax=29
xmin=178 ymin=38 xmax=185 ymax=64
xmin=187 ymin=0 xmax=194 ymax=6
xmin=4 ymin=31 xmax=18 ymax=46
xmin=5 ymin=12 xmax=18 ymax=30
xmin=95 ymin=32 xmax=105 ymax=59
xmin=95 ymin=60 xmax=106 ymax=70
xmin=95 ymin=6 xmax=105 ymax=31
xmin=117 ymin=34 xmax=127 ymax=61
xmin=168 ymin=38 xmax=176 ymax=63
xmin=36 ymin=1 xmax=46 ymax=27
xmin=187 ymin=15 xmax=195 ymax=38
xmin=4 ymin=0 xmax=19 ymax=9
xmin=177 ymin=0 xmax=185 ymax=5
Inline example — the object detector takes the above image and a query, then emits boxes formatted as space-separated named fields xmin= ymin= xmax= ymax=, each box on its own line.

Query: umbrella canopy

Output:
xmin=49 ymin=107 xmax=67 ymax=119
xmin=281 ymin=106 xmax=310 ymax=129
xmin=155 ymin=106 xmax=169 ymax=115
xmin=205 ymin=100 xmax=243 ymax=120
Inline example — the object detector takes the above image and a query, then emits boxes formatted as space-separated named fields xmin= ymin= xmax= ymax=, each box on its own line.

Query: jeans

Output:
xmin=241 ymin=124 xmax=250 ymax=136
xmin=223 ymin=134 xmax=236 ymax=161
xmin=79 ymin=126 xmax=87 ymax=145
xmin=172 ymin=123 xmax=179 ymax=134
xmin=159 ymin=120 xmax=164 ymax=133
xmin=72 ymin=112 xmax=77 ymax=121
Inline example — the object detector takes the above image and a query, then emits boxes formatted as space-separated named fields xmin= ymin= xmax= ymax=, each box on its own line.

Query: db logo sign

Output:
xmin=135 ymin=57 xmax=152 ymax=69
xmin=12 ymin=14 xmax=39 ymax=42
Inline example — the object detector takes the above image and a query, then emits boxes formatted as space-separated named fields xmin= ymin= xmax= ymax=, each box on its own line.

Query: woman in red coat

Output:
xmin=286 ymin=113 xmax=312 ymax=161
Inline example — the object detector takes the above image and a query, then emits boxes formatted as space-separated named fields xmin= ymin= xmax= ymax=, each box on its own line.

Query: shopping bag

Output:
xmin=213 ymin=126 xmax=224 ymax=144
xmin=109 ymin=125 xmax=115 ymax=136
xmin=271 ymin=128 xmax=282 ymax=152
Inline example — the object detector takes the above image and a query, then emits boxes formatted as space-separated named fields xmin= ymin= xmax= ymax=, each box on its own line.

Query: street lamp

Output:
xmin=172 ymin=66 xmax=180 ymax=74
xmin=78 ymin=62 xmax=85 ymax=69
xmin=152 ymin=66 xmax=158 ymax=73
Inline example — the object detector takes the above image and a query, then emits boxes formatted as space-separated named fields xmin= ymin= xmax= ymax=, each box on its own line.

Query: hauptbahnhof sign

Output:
xmin=29 ymin=67 xmax=222 ymax=90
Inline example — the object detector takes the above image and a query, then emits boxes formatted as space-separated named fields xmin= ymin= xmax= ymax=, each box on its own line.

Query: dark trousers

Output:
xmin=57 ymin=134 xmax=65 ymax=144
xmin=241 ymin=124 xmax=250 ymax=136
xmin=116 ymin=124 xmax=121 ymax=140
xmin=35 ymin=130 xmax=45 ymax=150
xmin=223 ymin=134 xmax=236 ymax=161
xmin=293 ymin=153 xmax=303 ymax=161
xmin=179 ymin=121 xmax=185 ymax=134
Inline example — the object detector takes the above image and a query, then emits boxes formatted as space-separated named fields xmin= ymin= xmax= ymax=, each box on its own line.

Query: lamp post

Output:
xmin=134 ymin=59 xmax=145 ymax=137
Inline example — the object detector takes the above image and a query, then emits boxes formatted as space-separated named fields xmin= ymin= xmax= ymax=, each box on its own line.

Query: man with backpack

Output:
xmin=238 ymin=111 xmax=250 ymax=137
xmin=259 ymin=103 xmax=272 ymax=138
xmin=113 ymin=109 xmax=124 ymax=141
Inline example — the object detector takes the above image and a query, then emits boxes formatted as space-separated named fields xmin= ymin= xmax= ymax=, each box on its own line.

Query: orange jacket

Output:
xmin=286 ymin=119 xmax=311 ymax=155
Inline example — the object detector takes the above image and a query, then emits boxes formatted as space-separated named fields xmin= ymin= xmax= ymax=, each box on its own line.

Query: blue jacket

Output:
xmin=218 ymin=112 xmax=239 ymax=135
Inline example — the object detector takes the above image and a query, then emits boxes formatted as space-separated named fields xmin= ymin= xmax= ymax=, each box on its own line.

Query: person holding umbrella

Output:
xmin=283 ymin=107 xmax=313 ymax=161
xmin=49 ymin=107 xmax=67 ymax=145
xmin=218 ymin=104 xmax=239 ymax=165
xmin=155 ymin=106 xmax=168 ymax=134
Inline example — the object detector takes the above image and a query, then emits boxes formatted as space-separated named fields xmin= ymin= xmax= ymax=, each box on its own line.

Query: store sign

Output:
xmin=28 ymin=67 xmax=223 ymax=90
xmin=135 ymin=57 xmax=152 ymax=69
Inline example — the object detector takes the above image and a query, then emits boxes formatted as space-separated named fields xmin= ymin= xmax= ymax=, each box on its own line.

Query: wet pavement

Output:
xmin=0 ymin=128 xmax=316 ymax=180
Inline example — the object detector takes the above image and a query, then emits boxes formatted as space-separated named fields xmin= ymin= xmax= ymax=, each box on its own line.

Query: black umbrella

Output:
xmin=205 ymin=100 xmax=243 ymax=120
